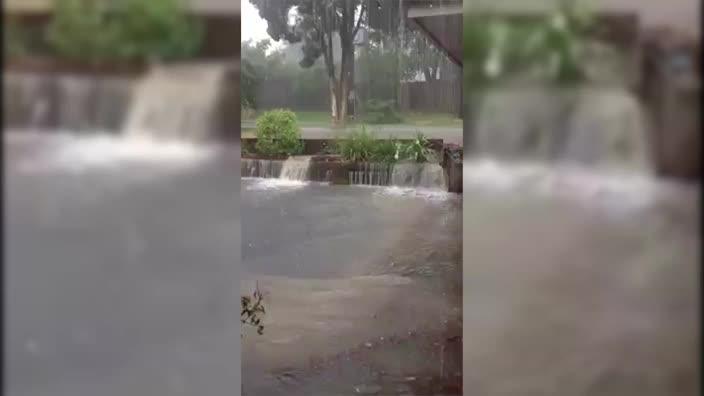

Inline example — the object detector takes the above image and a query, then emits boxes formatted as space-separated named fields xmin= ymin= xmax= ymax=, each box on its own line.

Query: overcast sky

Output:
xmin=241 ymin=1 xmax=283 ymax=53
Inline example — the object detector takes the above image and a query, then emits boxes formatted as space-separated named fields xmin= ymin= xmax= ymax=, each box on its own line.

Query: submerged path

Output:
xmin=241 ymin=179 xmax=463 ymax=395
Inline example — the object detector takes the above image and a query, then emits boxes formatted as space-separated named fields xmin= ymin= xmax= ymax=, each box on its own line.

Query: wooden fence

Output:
xmin=399 ymin=80 xmax=462 ymax=115
xmin=254 ymin=78 xmax=462 ymax=115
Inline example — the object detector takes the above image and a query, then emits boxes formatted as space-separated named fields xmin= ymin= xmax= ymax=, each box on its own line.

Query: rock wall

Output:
xmin=3 ymin=72 xmax=135 ymax=132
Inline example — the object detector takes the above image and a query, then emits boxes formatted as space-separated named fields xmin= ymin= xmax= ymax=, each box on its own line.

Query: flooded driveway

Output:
xmin=241 ymin=179 xmax=463 ymax=395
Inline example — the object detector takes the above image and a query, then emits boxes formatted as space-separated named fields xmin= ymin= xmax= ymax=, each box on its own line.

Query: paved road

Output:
xmin=241 ymin=122 xmax=463 ymax=145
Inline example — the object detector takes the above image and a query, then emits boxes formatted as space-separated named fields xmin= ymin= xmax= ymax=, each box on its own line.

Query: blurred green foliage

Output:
xmin=464 ymin=0 xmax=596 ymax=87
xmin=336 ymin=127 xmax=434 ymax=164
xmin=46 ymin=0 xmax=202 ymax=63
xmin=4 ymin=17 xmax=29 ymax=58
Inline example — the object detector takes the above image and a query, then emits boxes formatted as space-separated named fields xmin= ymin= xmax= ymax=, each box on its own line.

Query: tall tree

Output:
xmin=250 ymin=0 xmax=367 ymax=124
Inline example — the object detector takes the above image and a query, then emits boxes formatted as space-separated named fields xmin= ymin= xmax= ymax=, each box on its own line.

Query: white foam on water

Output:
xmin=374 ymin=186 xmax=455 ymax=202
xmin=13 ymin=132 xmax=212 ymax=174
xmin=463 ymin=158 xmax=663 ymax=215
xmin=243 ymin=177 xmax=310 ymax=191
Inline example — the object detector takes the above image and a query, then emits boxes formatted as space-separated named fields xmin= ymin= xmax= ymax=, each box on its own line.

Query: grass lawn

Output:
xmin=242 ymin=111 xmax=332 ymax=125
xmin=242 ymin=111 xmax=461 ymax=129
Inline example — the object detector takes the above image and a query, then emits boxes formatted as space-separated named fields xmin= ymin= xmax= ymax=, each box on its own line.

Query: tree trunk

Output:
xmin=330 ymin=81 xmax=338 ymax=121
xmin=346 ymin=54 xmax=355 ymax=117
xmin=340 ymin=79 xmax=349 ymax=123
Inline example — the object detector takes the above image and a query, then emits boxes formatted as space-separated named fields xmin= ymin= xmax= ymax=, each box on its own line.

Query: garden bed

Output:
xmin=241 ymin=138 xmax=444 ymax=157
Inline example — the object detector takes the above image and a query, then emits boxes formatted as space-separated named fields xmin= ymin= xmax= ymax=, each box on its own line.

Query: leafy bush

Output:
xmin=336 ymin=126 xmax=377 ymax=162
xmin=46 ymin=0 xmax=202 ymax=63
xmin=361 ymin=99 xmax=403 ymax=124
xmin=398 ymin=132 xmax=436 ymax=163
xmin=336 ymin=126 xmax=400 ymax=164
xmin=46 ymin=0 xmax=115 ymax=61
xmin=371 ymin=138 xmax=401 ymax=164
xmin=255 ymin=109 xmax=303 ymax=157
xmin=110 ymin=0 xmax=203 ymax=61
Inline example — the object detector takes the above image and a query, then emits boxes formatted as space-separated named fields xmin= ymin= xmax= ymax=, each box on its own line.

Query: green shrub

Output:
xmin=361 ymin=99 xmax=403 ymax=124
xmin=336 ymin=126 xmax=400 ymax=164
xmin=336 ymin=126 xmax=377 ymax=162
xmin=111 ymin=0 xmax=203 ymax=62
xmin=46 ymin=0 xmax=115 ymax=61
xmin=399 ymin=132 xmax=436 ymax=163
xmin=255 ymin=109 xmax=303 ymax=157
xmin=371 ymin=138 xmax=401 ymax=164
xmin=46 ymin=0 xmax=202 ymax=63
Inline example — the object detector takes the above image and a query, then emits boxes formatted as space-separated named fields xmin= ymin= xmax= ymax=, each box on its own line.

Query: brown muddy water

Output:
xmin=241 ymin=178 xmax=463 ymax=395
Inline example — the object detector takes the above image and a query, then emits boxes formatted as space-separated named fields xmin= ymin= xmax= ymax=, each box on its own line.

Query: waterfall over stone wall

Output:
xmin=3 ymin=73 xmax=133 ymax=131
xmin=124 ymin=63 xmax=229 ymax=140
xmin=473 ymin=86 xmax=653 ymax=173
xmin=3 ymin=62 xmax=239 ymax=140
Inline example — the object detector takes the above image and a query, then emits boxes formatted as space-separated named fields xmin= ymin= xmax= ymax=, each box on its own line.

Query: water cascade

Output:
xmin=279 ymin=156 xmax=313 ymax=181
xmin=390 ymin=163 xmax=448 ymax=190
xmin=348 ymin=163 xmax=393 ymax=186
xmin=4 ymin=73 xmax=133 ymax=131
xmin=473 ymin=87 xmax=653 ymax=174
xmin=124 ymin=63 xmax=228 ymax=140
xmin=346 ymin=162 xmax=448 ymax=190
xmin=242 ymin=159 xmax=285 ymax=179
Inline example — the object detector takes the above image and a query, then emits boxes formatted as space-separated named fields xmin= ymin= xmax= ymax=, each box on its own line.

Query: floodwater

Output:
xmin=4 ymin=132 xmax=241 ymax=396
xmin=241 ymin=160 xmax=700 ymax=396
xmin=241 ymin=178 xmax=463 ymax=395
xmin=461 ymin=159 xmax=700 ymax=395
xmin=5 ymin=131 xmax=698 ymax=396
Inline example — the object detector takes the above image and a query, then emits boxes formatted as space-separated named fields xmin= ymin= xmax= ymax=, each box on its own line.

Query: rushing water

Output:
xmin=242 ymin=158 xmax=450 ymax=190
xmin=4 ymin=132 xmax=241 ymax=396
xmin=279 ymin=156 xmax=313 ymax=181
xmin=4 ymin=73 xmax=134 ymax=131
xmin=474 ymin=86 xmax=653 ymax=173
xmin=4 ymin=57 xmax=698 ymax=395
xmin=125 ymin=63 xmax=228 ymax=140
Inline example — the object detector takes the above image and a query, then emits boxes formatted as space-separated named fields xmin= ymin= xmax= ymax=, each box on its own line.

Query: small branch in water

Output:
xmin=241 ymin=284 xmax=265 ymax=335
